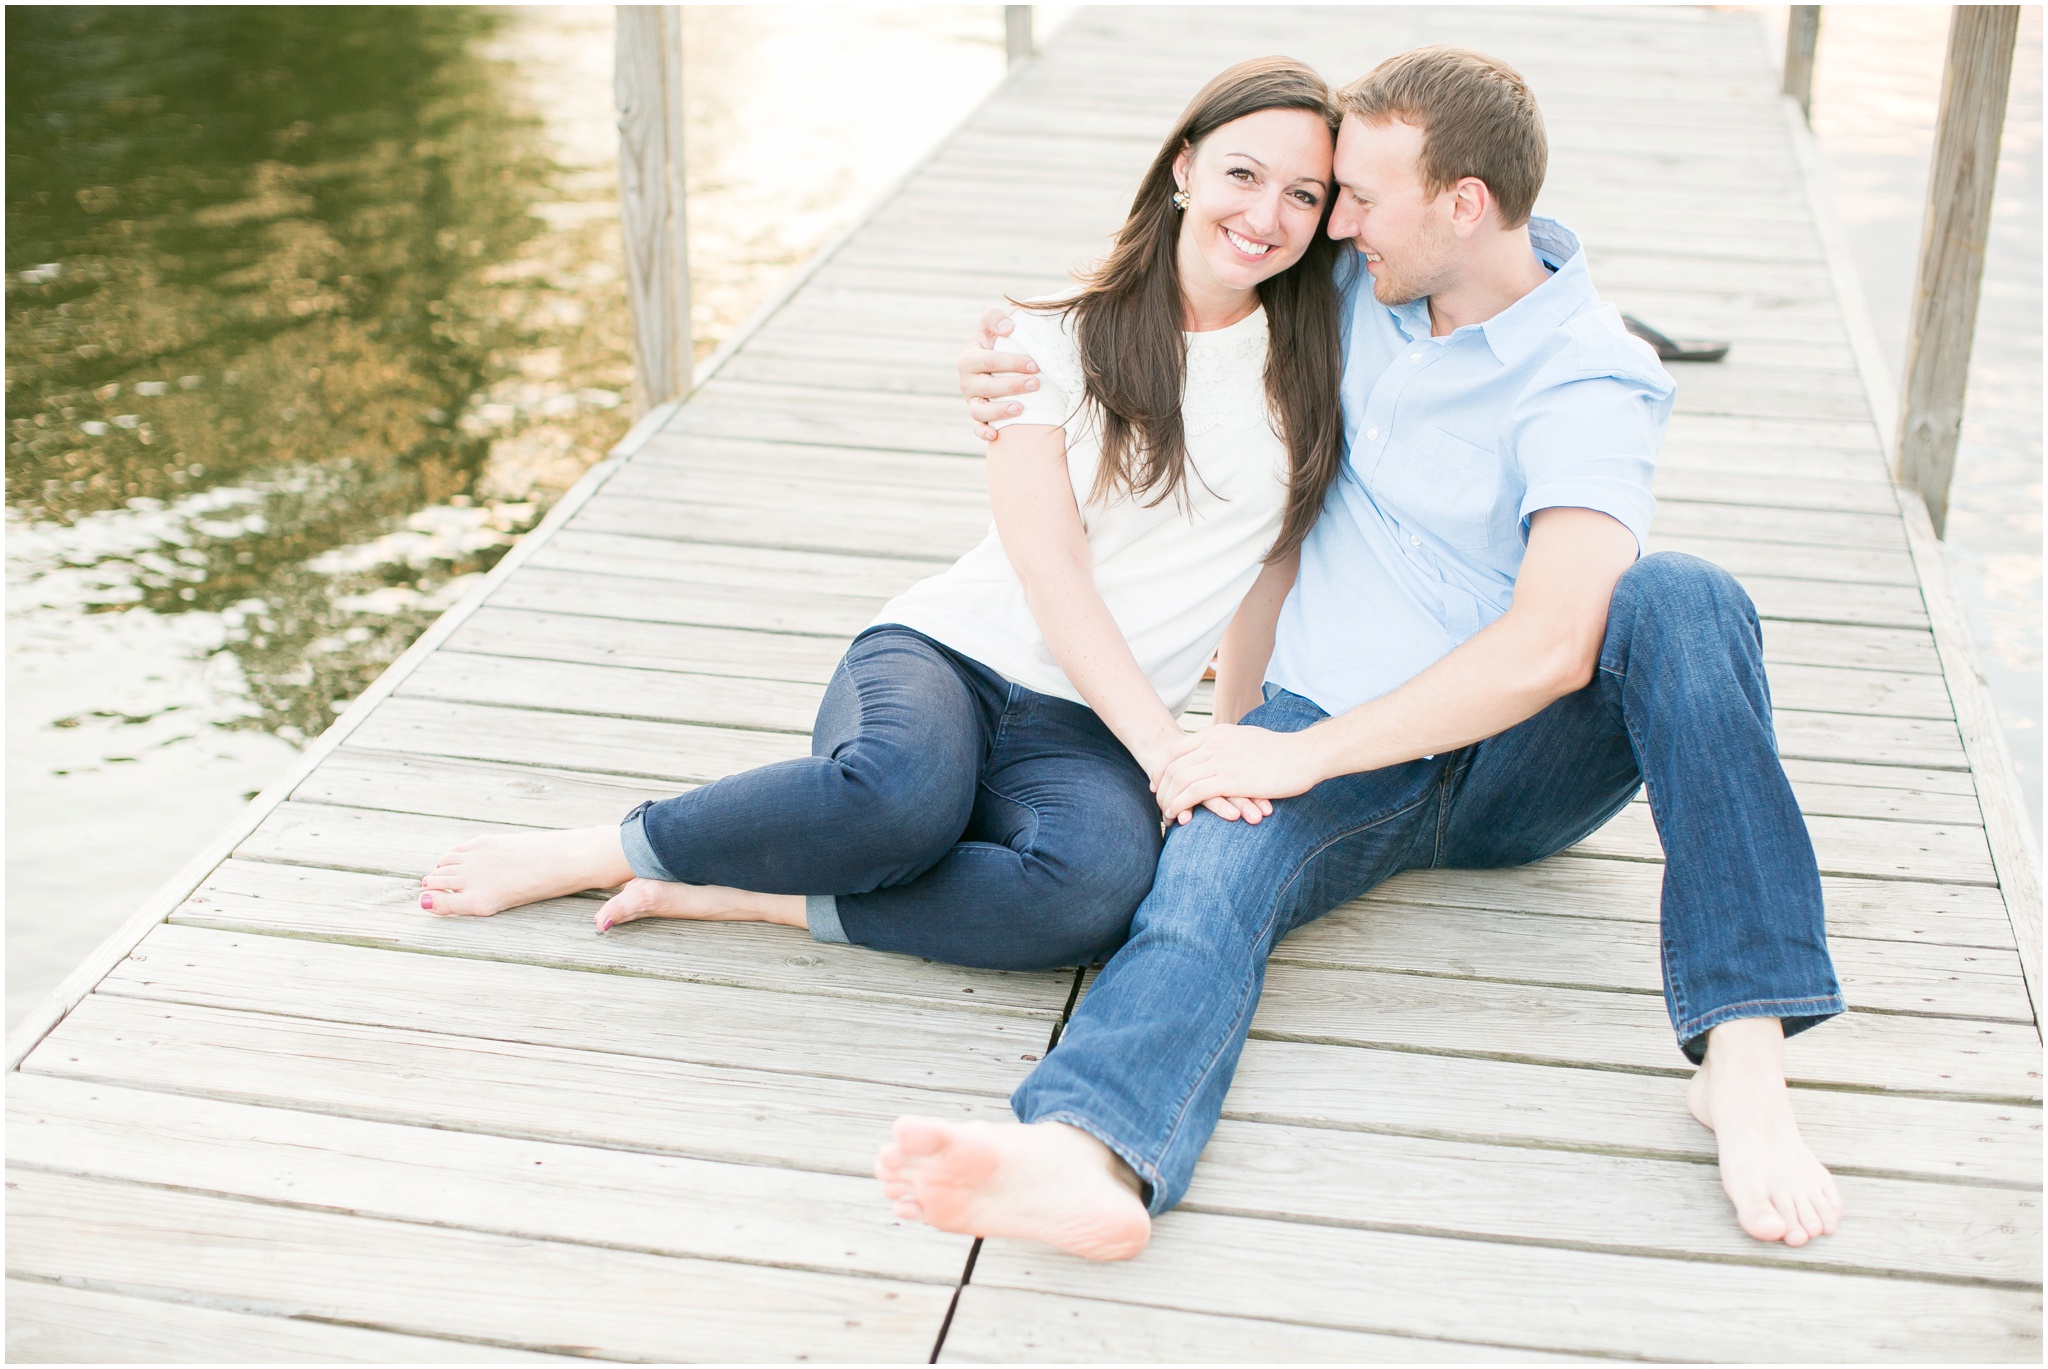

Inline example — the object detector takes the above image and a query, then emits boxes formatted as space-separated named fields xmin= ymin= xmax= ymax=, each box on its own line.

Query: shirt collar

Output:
xmin=1386 ymin=216 xmax=1591 ymax=368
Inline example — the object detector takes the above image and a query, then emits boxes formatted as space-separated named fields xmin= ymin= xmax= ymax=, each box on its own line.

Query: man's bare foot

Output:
xmin=595 ymin=878 xmax=806 ymax=932
xmin=1686 ymin=1016 xmax=1843 ymax=1247
xmin=419 ymin=825 xmax=633 ymax=918
xmin=874 ymin=1117 xmax=1151 ymax=1261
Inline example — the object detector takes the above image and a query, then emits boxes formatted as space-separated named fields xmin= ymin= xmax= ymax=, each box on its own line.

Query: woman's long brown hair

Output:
xmin=1044 ymin=57 xmax=1344 ymax=561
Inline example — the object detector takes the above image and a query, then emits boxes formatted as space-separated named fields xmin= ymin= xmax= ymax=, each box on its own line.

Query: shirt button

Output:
xmin=1366 ymin=427 xmax=1378 ymax=440
xmin=1410 ymin=354 xmax=1423 ymax=362
xmin=1410 ymin=534 xmax=1421 ymax=546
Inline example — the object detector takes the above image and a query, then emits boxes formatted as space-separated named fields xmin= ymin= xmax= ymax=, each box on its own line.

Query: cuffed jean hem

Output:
xmin=1016 ymin=1107 xmax=1166 ymax=1215
xmin=1674 ymin=993 xmax=1847 ymax=1064
xmin=618 ymin=802 xmax=677 ymax=882
xmin=807 ymin=894 xmax=849 ymax=944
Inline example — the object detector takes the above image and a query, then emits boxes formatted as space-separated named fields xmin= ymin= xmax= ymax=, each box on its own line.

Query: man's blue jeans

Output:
xmin=1012 ymin=552 xmax=1846 ymax=1213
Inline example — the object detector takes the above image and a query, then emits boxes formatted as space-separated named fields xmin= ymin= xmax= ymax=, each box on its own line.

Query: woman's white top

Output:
xmin=876 ymin=300 xmax=1291 ymax=717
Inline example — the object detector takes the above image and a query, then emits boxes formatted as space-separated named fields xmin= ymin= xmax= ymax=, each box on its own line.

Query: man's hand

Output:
xmin=959 ymin=307 xmax=1039 ymax=441
xmin=1154 ymin=724 xmax=1324 ymax=825
xmin=1140 ymin=727 xmax=1276 ymax=827
xmin=1274 ymin=508 xmax=1640 ymax=782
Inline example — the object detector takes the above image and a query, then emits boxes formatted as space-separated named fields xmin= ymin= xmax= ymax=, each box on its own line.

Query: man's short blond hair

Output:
xmin=1340 ymin=46 xmax=1547 ymax=227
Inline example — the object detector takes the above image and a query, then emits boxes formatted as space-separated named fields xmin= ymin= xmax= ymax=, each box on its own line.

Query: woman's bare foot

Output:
xmin=1686 ymin=1016 xmax=1843 ymax=1247
xmin=595 ymin=878 xmax=806 ymax=932
xmin=874 ymin=1117 xmax=1151 ymax=1261
xmin=419 ymin=826 xmax=633 ymax=918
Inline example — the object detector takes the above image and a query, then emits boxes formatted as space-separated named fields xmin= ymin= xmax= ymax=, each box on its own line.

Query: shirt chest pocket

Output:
xmin=1369 ymin=425 xmax=1505 ymax=554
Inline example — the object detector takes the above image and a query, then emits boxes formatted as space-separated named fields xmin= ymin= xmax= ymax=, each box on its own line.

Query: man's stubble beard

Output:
xmin=1365 ymin=216 xmax=1457 ymax=308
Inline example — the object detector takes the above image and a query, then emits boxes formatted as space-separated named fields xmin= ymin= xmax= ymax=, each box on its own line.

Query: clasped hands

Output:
xmin=1147 ymin=723 xmax=1325 ymax=827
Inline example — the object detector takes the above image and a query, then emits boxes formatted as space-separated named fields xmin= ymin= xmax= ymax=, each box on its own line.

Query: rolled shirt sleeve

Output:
xmin=1510 ymin=358 xmax=1673 ymax=555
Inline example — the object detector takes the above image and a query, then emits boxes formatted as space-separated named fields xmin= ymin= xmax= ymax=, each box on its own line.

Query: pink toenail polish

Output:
xmin=420 ymin=893 xmax=433 ymax=910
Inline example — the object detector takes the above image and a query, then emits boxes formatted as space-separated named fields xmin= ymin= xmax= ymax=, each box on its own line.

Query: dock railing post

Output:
xmin=1782 ymin=7 xmax=1822 ymax=121
xmin=1894 ymin=5 xmax=2019 ymax=536
xmin=615 ymin=5 xmax=692 ymax=416
xmin=1006 ymin=6 xmax=1033 ymax=66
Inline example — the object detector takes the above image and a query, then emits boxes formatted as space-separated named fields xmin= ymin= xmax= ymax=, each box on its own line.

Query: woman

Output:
xmin=419 ymin=56 xmax=1345 ymax=971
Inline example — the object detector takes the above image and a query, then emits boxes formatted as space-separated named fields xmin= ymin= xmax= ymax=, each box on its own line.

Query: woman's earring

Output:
xmin=1171 ymin=188 xmax=1190 ymax=211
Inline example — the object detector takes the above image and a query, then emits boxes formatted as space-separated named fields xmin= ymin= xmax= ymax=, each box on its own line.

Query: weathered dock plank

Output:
xmin=9 ymin=1168 xmax=955 ymax=1364
xmin=10 ymin=1075 xmax=975 ymax=1285
xmin=26 ymin=995 xmax=1025 ymax=1177
xmin=5 ymin=1281 xmax=573 ymax=1364
xmin=1239 ymin=961 xmax=2038 ymax=1100
xmin=98 ymin=924 xmax=1056 ymax=1098
xmin=1276 ymin=899 xmax=2034 ymax=1023
xmin=1370 ymin=858 xmax=2020 ymax=947
xmin=1178 ymin=1120 xmax=2041 ymax=1284
xmin=964 ymin=1210 xmax=2041 ymax=1362
xmin=968 ymin=1218 xmax=2041 ymax=1362
xmin=939 ymin=1286 xmax=1576 ymax=1362
xmin=1222 ymin=1036 xmax=2041 ymax=1188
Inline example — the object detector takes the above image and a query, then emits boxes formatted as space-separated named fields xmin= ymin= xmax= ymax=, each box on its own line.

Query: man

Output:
xmin=875 ymin=46 xmax=1845 ymax=1261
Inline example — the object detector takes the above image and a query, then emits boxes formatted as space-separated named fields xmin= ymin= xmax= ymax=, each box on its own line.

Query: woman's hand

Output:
xmin=1154 ymin=724 xmax=1323 ymax=825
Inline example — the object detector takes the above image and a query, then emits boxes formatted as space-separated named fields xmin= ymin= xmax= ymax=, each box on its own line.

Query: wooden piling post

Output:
xmin=1005 ymin=6 xmax=1033 ymax=65
xmin=1894 ymin=6 xmax=2019 ymax=536
xmin=1782 ymin=7 xmax=1821 ymax=121
xmin=615 ymin=5 xmax=692 ymax=416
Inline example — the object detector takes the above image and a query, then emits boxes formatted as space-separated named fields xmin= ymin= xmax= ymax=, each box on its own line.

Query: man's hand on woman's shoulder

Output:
xmin=959 ymin=306 xmax=1040 ymax=442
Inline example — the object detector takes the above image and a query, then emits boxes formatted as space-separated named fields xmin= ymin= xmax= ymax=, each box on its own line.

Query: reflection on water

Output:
xmin=7 ymin=6 xmax=630 ymax=741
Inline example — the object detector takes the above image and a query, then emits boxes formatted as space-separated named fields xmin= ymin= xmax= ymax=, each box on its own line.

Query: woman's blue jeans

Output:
xmin=1012 ymin=552 xmax=1847 ymax=1213
xmin=619 ymin=625 xmax=1162 ymax=970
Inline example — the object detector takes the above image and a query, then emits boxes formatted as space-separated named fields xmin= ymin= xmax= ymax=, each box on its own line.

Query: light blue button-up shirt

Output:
xmin=1266 ymin=217 xmax=1674 ymax=717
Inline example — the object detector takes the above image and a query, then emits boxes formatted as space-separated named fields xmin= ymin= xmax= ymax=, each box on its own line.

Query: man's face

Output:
xmin=1325 ymin=114 xmax=1457 ymax=306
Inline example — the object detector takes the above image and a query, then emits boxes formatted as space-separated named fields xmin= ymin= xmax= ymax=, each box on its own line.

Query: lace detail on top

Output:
xmin=1181 ymin=310 xmax=1274 ymax=438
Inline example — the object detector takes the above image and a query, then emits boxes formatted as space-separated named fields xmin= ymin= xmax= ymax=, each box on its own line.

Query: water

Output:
xmin=1792 ymin=4 xmax=2042 ymax=827
xmin=7 ymin=7 xmax=2037 ymax=1026
xmin=4 ymin=5 xmax=1024 ymax=1026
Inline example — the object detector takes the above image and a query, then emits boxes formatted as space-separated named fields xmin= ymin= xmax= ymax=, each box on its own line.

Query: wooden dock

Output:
xmin=8 ymin=6 xmax=2040 ymax=1361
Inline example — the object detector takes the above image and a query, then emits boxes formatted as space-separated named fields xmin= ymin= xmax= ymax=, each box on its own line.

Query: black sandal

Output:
xmin=1622 ymin=314 xmax=1730 ymax=363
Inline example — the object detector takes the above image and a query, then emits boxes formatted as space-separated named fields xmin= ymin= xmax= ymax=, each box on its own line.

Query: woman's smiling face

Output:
xmin=1172 ymin=107 xmax=1335 ymax=299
